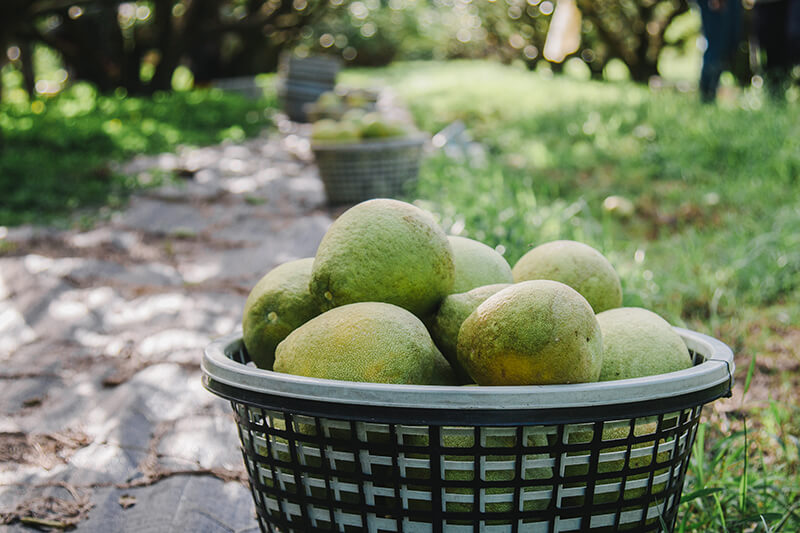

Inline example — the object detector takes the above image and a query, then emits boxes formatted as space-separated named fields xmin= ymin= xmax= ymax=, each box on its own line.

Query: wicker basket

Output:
xmin=202 ymin=328 xmax=734 ymax=532
xmin=311 ymin=135 xmax=428 ymax=205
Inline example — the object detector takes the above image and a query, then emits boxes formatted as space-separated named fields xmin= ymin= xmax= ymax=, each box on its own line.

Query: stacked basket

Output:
xmin=278 ymin=55 xmax=341 ymax=122
xmin=311 ymin=134 xmax=428 ymax=205
xmin=202 ymin=328 xmax=734 ymax=532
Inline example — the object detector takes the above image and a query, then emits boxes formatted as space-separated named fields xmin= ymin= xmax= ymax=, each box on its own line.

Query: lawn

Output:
xmin=345 ymin=60 xmax=800 ymax=532
xmin=0 ymin=77 xmax=277 ymax=227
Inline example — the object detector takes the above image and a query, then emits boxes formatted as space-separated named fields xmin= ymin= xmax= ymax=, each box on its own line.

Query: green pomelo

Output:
xmin=310 ymin=118 xmax=360 ymax=143
xmin=359 ymin=113 xmax=408 ymax=139
xmin=457 ymin=280 xmax=603 ymax=385
xmin=597 ymin=307 xmax=693 ymax=381
xmin=241 ymin=258 xmax=320 ymax=369
xmin=310 ymin=199 xmax=455 ymax=318
xmin=430 ymin=283 xmax=511 ymax=384
xmin=344 ymin=89 xmax=376 ymax=108
xmin=447 ymin=236 xmax=514 ymax=293
xmin=315 ymin=90 xmax=342 ymax=110
xmin=511 ymin=240 xmax=623 ymax=313
xmin=340 ymin=107 xmax=368 ymax=126
xmin=430 ymin=351 xmax=459 ymax=385
xmin=273 ymin=302 xmax=446 ymax=385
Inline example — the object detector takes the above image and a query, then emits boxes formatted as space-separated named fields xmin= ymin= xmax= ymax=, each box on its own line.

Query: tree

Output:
xmin=1 ymin=0 xmax=331 ymax=99
xmin=574 ymin=0 xmax=691 ymax=82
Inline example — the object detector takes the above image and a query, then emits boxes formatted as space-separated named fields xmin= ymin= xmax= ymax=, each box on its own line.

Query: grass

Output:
xmin=344 ymin=60 xmax=800 ymax=531
xmin=0 ymin=77 xmax=277 ymax=227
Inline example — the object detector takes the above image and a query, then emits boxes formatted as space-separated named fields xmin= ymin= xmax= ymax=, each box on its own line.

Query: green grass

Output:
xmin=347 ymin=60 xmax=800 ymax=531
xmin=0 ymin=78 xmax=277 ymax=227
xmin=345 ymin=61 xmax=800 ymax=324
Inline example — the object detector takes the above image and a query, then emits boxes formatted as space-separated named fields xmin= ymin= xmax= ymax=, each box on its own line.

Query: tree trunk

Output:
xmin=185 ymin=0 xmax=223 ymax=84
xmin=149 ymin=0 xmax=180 ymax=92
xmin=20 ymin=41 xmax=36 ymax=98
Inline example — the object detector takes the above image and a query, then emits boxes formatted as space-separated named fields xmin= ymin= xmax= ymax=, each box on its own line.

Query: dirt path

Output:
xmin=0 ymin=119 xmax=335 ymax=531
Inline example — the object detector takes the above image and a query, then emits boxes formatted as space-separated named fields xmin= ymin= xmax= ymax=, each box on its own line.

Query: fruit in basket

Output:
xmin=315 ymin=90 xmax=342 ymax=110
xmin=457 ymin=280 xmax=602 ymax=385
xmin=340 ymin=107 xmax=368 ymax=126
xmin=448 ymin=235 xmax=514 ymax=293
xmin=562 ymin=417 xmax=674 ymax=507
xmin=241 ymin=258 xmax=320 ymax=370
xmin=404 ymin=429 xmax=552 ymax=516
xmin=359 ymin=113 xmax=409 ymax=139
xmin=310 ymin=118 xmax=360 ymax=143
xmin=431 ymin=351 xmax=459 ymax=385
xmin=273 ymin=301 xmax=453 ymax=385
xmin=597 ymin=307 xmax=693 ymax=381
xmin=511 ymin=240 xmax=622 ymax=313
xmin=310 ymin=199 xmax=455 ymax=318
xmin=430 ymin=283 xmax=511 ymax=384
xmin=344 ymin=89 xmax=375 ymax=108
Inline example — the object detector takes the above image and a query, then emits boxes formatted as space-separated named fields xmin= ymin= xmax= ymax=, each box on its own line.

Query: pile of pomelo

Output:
xmin=242 ymin=198 xmax=693 ymax=386
xmin=310 ymin=109 xmax=415 ymax=145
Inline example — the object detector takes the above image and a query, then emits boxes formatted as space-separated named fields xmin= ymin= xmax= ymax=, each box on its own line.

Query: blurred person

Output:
xmin=697 ymin=0 xmax=743 ymax=102
xmin=752 ymin=0 xmax=800 ymax=98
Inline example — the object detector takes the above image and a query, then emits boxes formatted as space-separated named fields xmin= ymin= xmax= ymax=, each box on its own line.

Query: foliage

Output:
xmin=0 ymin=0 xmax=330 ymax=97
xmin=0 ymin=80 xmax=276 ymax=226
xmin=299 ymin=0 xmax=702 ymax=82
xmin=681 ymin=412 xmax=800 ymax=532
xmin=1 ymin=0 xmax=710 ymax=100
xmin=297 ymin=0 xmax=551 ymax=67
xmin=575 ymin=0 xmax=693 ymax=81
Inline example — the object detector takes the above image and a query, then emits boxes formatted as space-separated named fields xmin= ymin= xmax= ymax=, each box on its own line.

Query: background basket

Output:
xmin=311 ymin=135 xmax=428 ymax=205
xmin=202 ymin=328 xmax=733 ymax=533
xmin=278 ymin=55 xmax=341 ymax=122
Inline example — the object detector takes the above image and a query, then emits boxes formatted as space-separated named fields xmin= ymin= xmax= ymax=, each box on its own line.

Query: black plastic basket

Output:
xmin=279 ymin=55 xmax=341 ymax=86
xmin=311 ymin=135 xmax=428 ymax=205
xmin=202 ymin=328 xmax=734 ymax=532
xmin=278 ymin=55 xmax=341 ymax=122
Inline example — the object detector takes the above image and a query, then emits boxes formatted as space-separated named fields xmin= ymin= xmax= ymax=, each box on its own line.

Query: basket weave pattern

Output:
xmin=235 ymin=404 xmax=699 ymax=532
xmin=278 ymin=55 xmax=340 ymax=122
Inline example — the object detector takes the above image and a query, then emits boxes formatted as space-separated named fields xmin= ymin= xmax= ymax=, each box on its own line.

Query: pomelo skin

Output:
xmin=511 ymin=240 xmax=622 ymax=313
xmin=448 ymin=235 xmax=514 ymax=293
xmin=310 ymin=199 xmax=455 ymax=318
xmin=597 ymin=307 xmax=693 ymax=381
xmin=457 ymin=280 xmax=603 ymax=386
xmin=430 ymin=283 xmax=511 ymax=384
xmin=274 ymin=302 xmax=449 ymax=385
xmin=242 ymin=258 xmax=320 ymax=370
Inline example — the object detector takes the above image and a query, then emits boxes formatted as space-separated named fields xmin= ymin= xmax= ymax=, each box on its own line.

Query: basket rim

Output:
xmin=202 ymin=328 xmax=734 ymax=412
xmin=310 ymin=133 xmax=429 ymax=152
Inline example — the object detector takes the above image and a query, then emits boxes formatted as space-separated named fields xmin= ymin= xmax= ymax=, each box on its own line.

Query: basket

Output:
xmin=212 ymin=77 xmax=267 ymax=100
xmin=311 ymin=135 xmax=428 ymax=205
xmin=279 ymin=55 xmax=341 ymax=86
xmin=202 ymin=328 xmax=733 ymax=532
xmin=278 ymin=80 xmax=334 ymax=123
xmin=278 ymin=55 xmax=341 ymax=122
